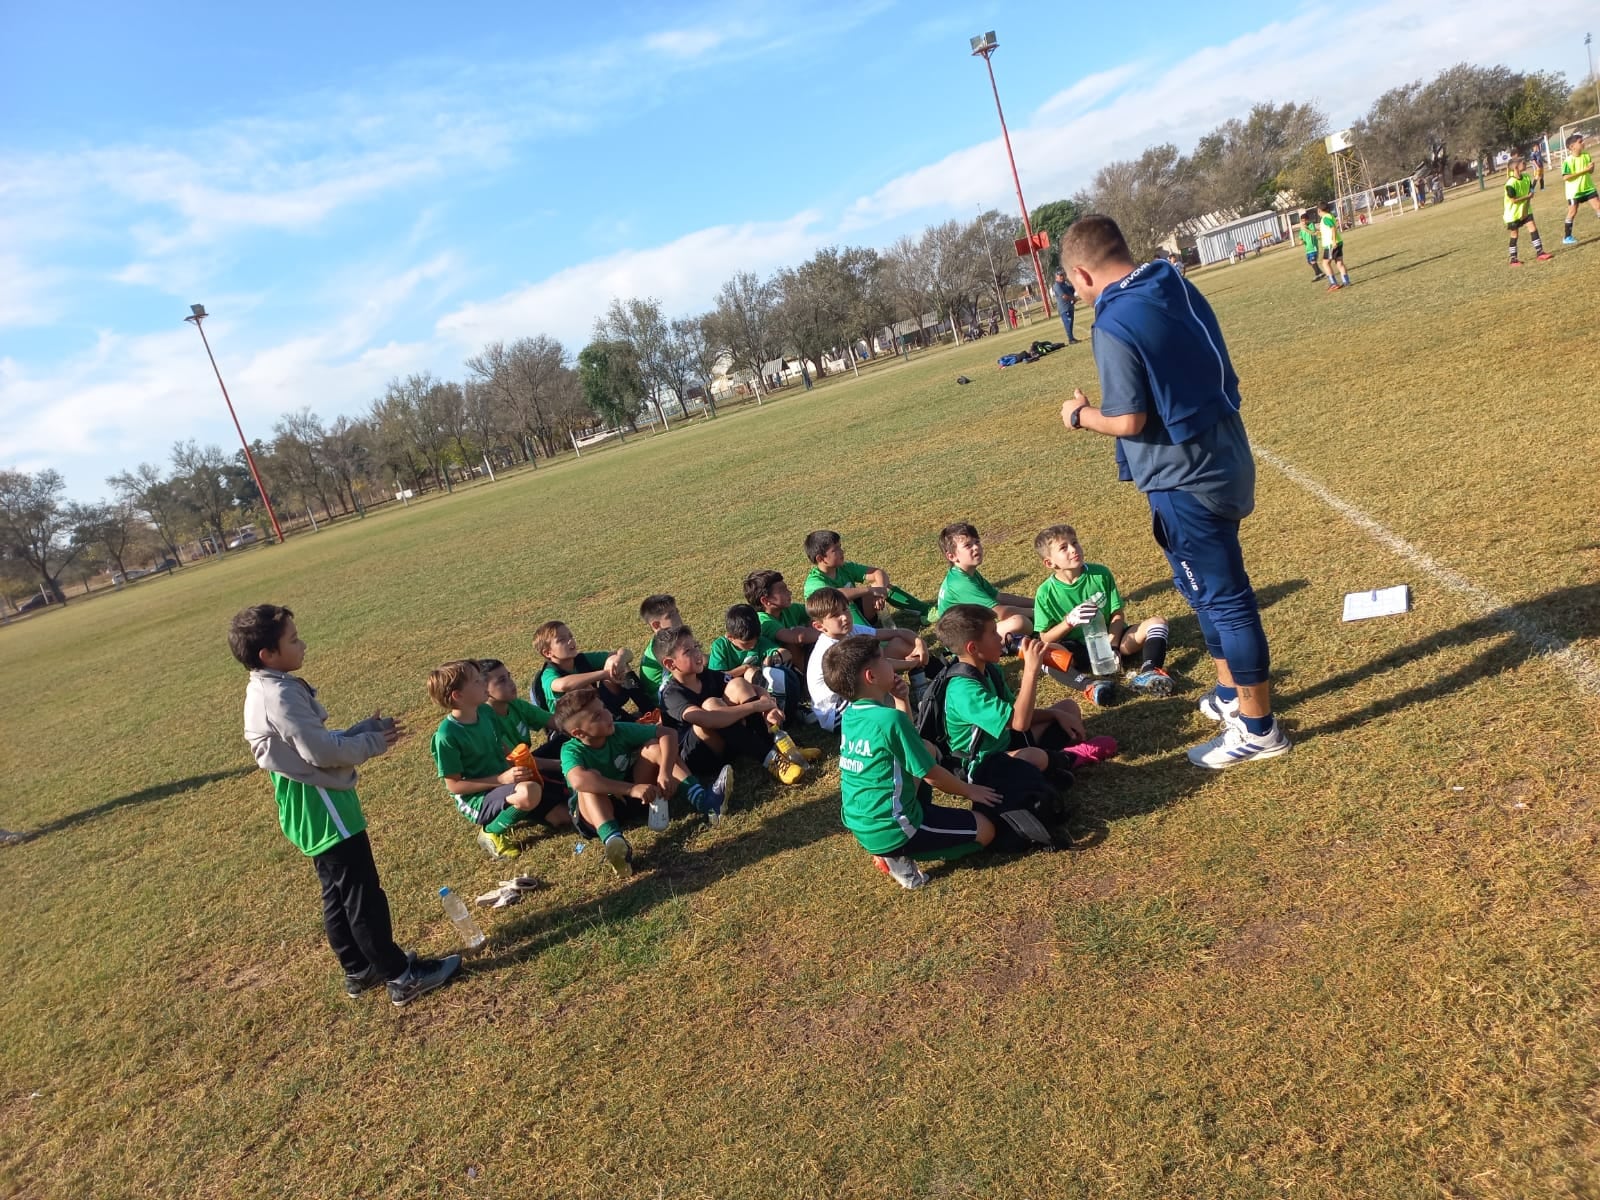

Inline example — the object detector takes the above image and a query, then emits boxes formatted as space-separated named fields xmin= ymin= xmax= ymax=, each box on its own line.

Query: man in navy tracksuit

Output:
xmin=1057 ymin=215 xmax=1290 ymax=768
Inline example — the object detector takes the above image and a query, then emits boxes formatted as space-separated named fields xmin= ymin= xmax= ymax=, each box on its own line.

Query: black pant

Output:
xmin=312 ymin=831 xmax=409 ymax=979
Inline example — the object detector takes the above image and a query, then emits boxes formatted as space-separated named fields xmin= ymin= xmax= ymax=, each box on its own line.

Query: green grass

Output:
xmin=4 ymin=184 xmax=1600 ymax=1198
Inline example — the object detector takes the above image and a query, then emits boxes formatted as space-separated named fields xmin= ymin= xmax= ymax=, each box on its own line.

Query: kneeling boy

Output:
xmin=827 ymin=634 xmax=1001 ymax=890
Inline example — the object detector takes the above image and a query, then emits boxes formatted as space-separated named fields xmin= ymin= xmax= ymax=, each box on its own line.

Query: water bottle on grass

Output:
xmin=439 ymin=887 xmax=486 ymax=950
xmin=647 ymin=792 xmax=670 ymax=831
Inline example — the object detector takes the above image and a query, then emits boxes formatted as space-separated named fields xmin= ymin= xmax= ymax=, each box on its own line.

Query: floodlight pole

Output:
xmin=1588 ymin=33 xmax=1598 ymax=118
xmin=971 ymin=33 xmax=1052 ymax=317
xmin=183 ymin=305 xmax=286 ymax=546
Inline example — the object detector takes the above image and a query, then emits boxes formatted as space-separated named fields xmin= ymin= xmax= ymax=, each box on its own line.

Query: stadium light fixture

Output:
xmin=970 ymin=30 xmax=1052 ymax=317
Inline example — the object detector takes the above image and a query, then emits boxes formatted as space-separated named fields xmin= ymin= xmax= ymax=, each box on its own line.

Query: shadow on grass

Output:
xmin=1282 ymin=581 xmax=1600 ymax=741
xmin=3 ymin=766 xmax=254 ymax=843
xmin=1121 ymin=576 xmax=1309 ymax=612
xmin=1381 ymin=249 xmax=1458 ymax=277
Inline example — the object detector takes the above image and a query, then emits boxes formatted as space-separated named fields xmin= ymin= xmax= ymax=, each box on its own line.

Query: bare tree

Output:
xmin=1085 ymin=143 xmax=1197 ymax=262
xmin=108 ymin=463 xmax=187 ymax=562
xmin=602 ymin=297 xmax=674 ymax=427
xmin=674 ymin=314 xmax=723 ymax=417
xmin=169 ymin=441 xmax=238 ymax=552
xmin=708 ymin=271 xmax=781 ymax=396
xmin=0 ymin=469 xmax=83 ymax=603
xmin=70 ymin=499 xmax=141 ymax=580
xmin=272 ymin=408 xmax=337 ymax=520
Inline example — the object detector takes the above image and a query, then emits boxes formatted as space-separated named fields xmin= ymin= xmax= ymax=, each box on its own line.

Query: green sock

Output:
xmin=918 ymin=841 xmax=985 ymax=862
xmin=485 ymin=807 xmax=519 ymax=836
xmin=597 ymin=820 xmax=620 ymax=843
xmin=678 ymin=778 xmax=706 ymax=811
xmin=887 ymin=584 xmax=928 ymax=612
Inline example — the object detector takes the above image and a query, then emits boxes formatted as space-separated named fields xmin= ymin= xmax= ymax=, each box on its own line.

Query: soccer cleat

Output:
xmin=1535 ymin=251 xmax=1554 ymax=261
xmin=386 ymin=954 xmax=463 ymax=1007
xmin=707 ymin=765 xmax=734 ymax=825
xmin=1061 ymin=735 xmax=1119 ymax=766
xmin=1563 ymin=235 xmax=1578 ymax=245
xmin=476 ymin=829 xmax=520 ymax=860
xmin=343 ymin=964 xmax=385 ymax=998
xmin=1198 ymin=692 xmax=1241 ymax=724
xmin=602 ymin=833 xmax=633 ymax=877
xmin=873 ymin=854 xmax=929 ymax=890
xmin=1082 ymin=680 xmax=1114 ymax=706
xmin=796 ymin=746 xmax=824 ymax=764
xmin=1128 ymin=666 xmax=1173 ymax=696
xmin=1326 ymin=282 xmax=1342 ymax=290
xmin=766 ymin=754 xmax=806 ymax=786
xmin=1186 ymin=720 xmax=1292 ymax=769
xmin=1509 ymin=260 xmax=1523 ymax=267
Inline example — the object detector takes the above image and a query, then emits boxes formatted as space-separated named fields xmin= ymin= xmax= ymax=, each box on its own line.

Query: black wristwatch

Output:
xmin=1070 ymin=404 xmax=1084 ymax=429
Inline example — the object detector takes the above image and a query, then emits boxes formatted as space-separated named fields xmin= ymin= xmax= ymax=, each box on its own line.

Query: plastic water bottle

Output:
xmin=771 ymin=727 xmax=809 ymax=769
xmin=647 ymin=792 xmax=670 ymax=831
xmin=439 ymin=887 xmax=486 ymax=950
xmin=1084 ymin=611 xmax=1119 ymax=676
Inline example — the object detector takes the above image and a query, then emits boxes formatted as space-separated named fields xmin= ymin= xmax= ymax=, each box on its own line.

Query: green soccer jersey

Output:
xmin=271 ymin=773 xmax=366 ymax=857
xmin=707 ymin=633 xmax=779 ymax=672
xmin=1299 ymin=226 xmax=1317 ymax=254
xmin=639 ymin=641 xmax=664 ymax=699
xmin=535 ymin=651 xmax=608 ymax=708
xmin=432 ymin=706 xmax=511 ymax=820
xmin=943 ymin=668 xmax=1014 ymax=772
xmin=838 ymin=698 xmax=936 ymax=854
xmin=1319 ymin=211 xmax=1341 ymax=248
xmin=559 ymin=721 xmax=660 ymax=784
xmin=487 ymin=698 xmax=552 ymax=751
xmin=1564 ymin=152 xmax=1595 ymax=200
xmin=804 ymin=562 xmax=872 ymax=625
xmin=935 ymin=565 xmax=1000 ymax=615
xmin=757 ymin=602 xmax=810 ymax=642
xmin=1033 ymin=565 xmax=1123 ymax=644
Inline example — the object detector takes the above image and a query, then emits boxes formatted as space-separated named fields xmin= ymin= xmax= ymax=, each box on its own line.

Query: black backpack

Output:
xmin=912 ymin=659 xmax=1007 ymax=772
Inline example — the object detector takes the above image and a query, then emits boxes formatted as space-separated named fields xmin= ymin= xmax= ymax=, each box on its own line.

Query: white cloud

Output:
xmin=645 ymin=28 xmax=727 ymax=58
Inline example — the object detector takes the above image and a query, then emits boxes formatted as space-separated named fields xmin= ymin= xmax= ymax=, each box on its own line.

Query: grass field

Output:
xmin=4 ymin=182 xmax=1599 ymax=1199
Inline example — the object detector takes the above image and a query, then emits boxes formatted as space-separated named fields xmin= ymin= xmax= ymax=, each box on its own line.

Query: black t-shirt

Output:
xmin=658 ymin=671 xmax=729 ymax=730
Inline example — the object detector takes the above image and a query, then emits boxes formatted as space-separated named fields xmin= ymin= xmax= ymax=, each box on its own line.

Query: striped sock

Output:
xmin=597 ymin=820 xmax=620 ymax=843
xmin=1139 ymin=622 xmax=1168 ymax=669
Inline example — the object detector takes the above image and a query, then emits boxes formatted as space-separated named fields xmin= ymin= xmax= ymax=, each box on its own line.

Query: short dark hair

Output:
xmin=936 ymin=604 xmax=997 ymax=656
xmin=476 ymin=658 xmax=505 ymax=677
xmin=228 ymin=604 xmax=294 ymax=670
xmin=427 ymin=659 xmax=479 ymax=708
xmin=639 ymin=594 xmax=677 ymax=622
xmin=1059 ymin=215 xmax=1133 ymax=273
xmin=1567 ymin=132 xmax=1585 ymax=148
xmin=552 ymin=686 xmax=601 ymax=732
xmin=1318 ymin=200 xmax=1334 ymax=213
xmin=805 ymin=586 xmax=850 ymax=621
xmin=725 ymin=604 xmax=760 ymax=641
xmin=743 ymin=569 xmax=785 ymax=607
xmin=1033 ymin=524 xmax=1078 ymax=557
xmin=803 ymin=530 xmax=841 ymax=563
xmin=939 ymin=521 xmax=980 ymax=556
xmin=821 ymin=635 xmax=882 ymax=700
xmin=653 ymin=624 xmax=696 ymax=663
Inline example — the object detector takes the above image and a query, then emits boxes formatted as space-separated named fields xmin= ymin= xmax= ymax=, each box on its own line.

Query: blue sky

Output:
xmin=1 ymin=0 xmax=1588 ymax=500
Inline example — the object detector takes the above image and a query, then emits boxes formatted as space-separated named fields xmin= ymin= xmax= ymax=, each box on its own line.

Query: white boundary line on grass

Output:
xmin=1253 ymin=443 xmax=1600 ymax=698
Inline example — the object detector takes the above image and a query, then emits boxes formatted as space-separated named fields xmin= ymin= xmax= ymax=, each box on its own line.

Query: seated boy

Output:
xmin=744 ymin=569 xmax=819 ymax=666
xmin=656 ymin=624 xmax=817 ymax=788
xmin=1032 ymin=524 xmax=1172 ymax=696
xmin=802 ymin=529 xmax=930 ymax=628
xmin=428 ymin=660 xmax=569 ymax=862
xmin=478 ymin=658 xmax=567 ymax=774
xmin=636 ymin=594 xmax=680 ymax=702
xmin=934 ymin=521 xmax=1035 ymax=641
xmin=531 ymin=619 xmax=652 ymax=716
xmin=554 ymin=686 xmax=698 ymax=877
xmin=825 ymin=634 xmax=1002 ymax=890
xmin=804 ymin=587 xmax=928 ymax=732
xmin=934 ymin=604 xmax=1099 ymax=797
xmin=707 ymin=603 xmax=804 ymax=722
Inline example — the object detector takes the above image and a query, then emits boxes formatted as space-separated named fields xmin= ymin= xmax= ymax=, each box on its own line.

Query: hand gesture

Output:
xmin=604 ymin=653 xmax=628 ymax=681
xmin=889 ymin=673 xmax=911 ymax=702
xmin=629 ymin=780 xmax=662 ymax=804
xmin=966 ymin=783 xmax=1003 ymax=807
xmin=373 ymin=709 xmax=405 ymax=746
xmin=752 ymin=692 xmax=779 ymax=715
xmin=1019 ymin=636 xmax=1046 ymax=671
xmin=1067 ymin=601 xmax=1100 ymax=628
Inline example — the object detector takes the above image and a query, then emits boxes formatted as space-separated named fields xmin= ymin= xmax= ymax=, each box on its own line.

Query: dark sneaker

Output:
xmin=707 ymin=765 xmax=734 ymax=825
xmin=1128 ymin=666 xmax=1173 ymax=696
xmin=387 ymin=954 xmax=463 ymax=1007
xmin=343 ymin=965 xmax=385 ymax=998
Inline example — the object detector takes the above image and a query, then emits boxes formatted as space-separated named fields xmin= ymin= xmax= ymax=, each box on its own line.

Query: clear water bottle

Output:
xmin=1083 ymin=611 xmax=1119 ymax=676
xmin=439 ymin=887 xmax=486 ymax=950
xmin=647 ymin=792 xmax=670 ymax=831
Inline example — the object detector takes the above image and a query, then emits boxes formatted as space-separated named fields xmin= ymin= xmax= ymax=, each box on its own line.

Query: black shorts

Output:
xmin=972 ymin=748 xmax=1056 ymax=802
xmin=1572 ymin=189 xmax=1598 ymax=205
xmin=1006 ymin=723 xmax=1072 ymax=754
xmin=676 ymin=716 xmax=763 ymax=778
xmin=896 ymin=802 xmax=982 ymax=856
xmin=475 ymin=782 xmax=567 ymax=828
xmin=1322 ymin=244 xmax=1344 ymax=261
xmin=572 ymin=795 xmax=650 ymax=839
xmin=1505 ymin=216 xmax=1534 ymax=230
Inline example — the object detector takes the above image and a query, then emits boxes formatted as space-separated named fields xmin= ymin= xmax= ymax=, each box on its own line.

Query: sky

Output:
xmin=2 ymin=0 xmax=1591 ymax=500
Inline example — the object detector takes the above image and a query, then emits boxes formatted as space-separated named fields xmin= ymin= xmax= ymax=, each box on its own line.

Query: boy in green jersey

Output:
xmin=743 ymin=569 xmax=819 ymax=667
xmin=1298 ymin=212 xmax=1325 ymax=281
xmin=1316 ymin=200 xmax=1350 ymax=289
xmin=934 ymin=522 xmax=1035 ymax=641
xmin=554 ymin=687 xmax=697 ymax=877
xmin=825 ymin=634 xmax=1000 ymax=890
xmin=1503 ymin=155 xmax=1554 ymax=265
xmin=477 ymin=659 xmax=561 ymax=762
xmin=635 ymin=594 xmax=680 ymax=700
xmin=708 ymin=603 xmax=805 ymax=723
xmin=1033 ymin=524 xmax=1172 ymax=696
xmin=531 ymin=619 xmax=652 ymax=717
xmin=429 ymin=660 xmax=568 ymax=861
xmin=802 ymin=529 xmax=930 ymax=628
xmin=1562 ymin=133 xmax=1600 ymax=244
xmin=233 ymin=603 xmax=460 ymax=1006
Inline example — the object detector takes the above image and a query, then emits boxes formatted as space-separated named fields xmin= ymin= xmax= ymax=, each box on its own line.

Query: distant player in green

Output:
xmin=743 ymin=569 xmax=819 ymax=667
xmin=825 ymin=634 xmax=1000 ymax=890
xmin=531 ymin=619 xmax=651 ymax=717
xmin=554 ymin=686 xmax=696 ymax=878
xmin=1504 ymin=154 xmax=1554 ymax=265
xmin=802 ymin=529 xmax=929 ymax=628
xmin=233 ymin=603 xmax=460 ymax=1006
xmin=1033 ymin=524 xmax=1172 ymax=696
xmin=1317 ymin=200 xmax=1350 ymax=289
xmin=934 ymin=522 xmax=1034 ymax=643
xmin=1561 ymin=133 xmax=1600 ymax=244
xmin=1298 ymin=212 xmax=1325 ymax=281
xmin=635 ymin=594 xmax=680 ymax=700
xmin=429 ymin=659 xmax=568 ymax=861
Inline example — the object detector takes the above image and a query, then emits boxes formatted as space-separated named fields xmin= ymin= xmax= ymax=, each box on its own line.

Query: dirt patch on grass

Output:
xmin=1210 ymin=912 xmax=1315 ymax=973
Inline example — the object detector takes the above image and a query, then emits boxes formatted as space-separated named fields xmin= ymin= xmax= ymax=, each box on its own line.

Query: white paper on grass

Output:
xmin=1342 ymin=585 xmax=1410 ymax=622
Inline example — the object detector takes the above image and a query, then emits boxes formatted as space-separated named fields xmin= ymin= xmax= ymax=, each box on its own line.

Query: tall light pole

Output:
xmin=970 ymin=30 xmax=1052 ymax=317
xmin=1588 ymin=33 xmax=1598 ymax=118
xmin=184 ymin=304 xmax=286 ymax=546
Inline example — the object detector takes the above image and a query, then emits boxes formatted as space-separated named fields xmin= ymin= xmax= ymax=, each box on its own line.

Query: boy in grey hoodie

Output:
xmin=232 ymin=603 xmax=460 ymax=1006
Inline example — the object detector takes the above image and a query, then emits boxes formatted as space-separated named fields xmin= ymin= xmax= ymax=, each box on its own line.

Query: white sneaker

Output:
xmin=873 ymin=854 xmax=929 ymax=890
xmin=1198 ymin=692 xmax=1241 ymax=724
xmin=1187 ymin=719 xmax=1292 ymax=769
